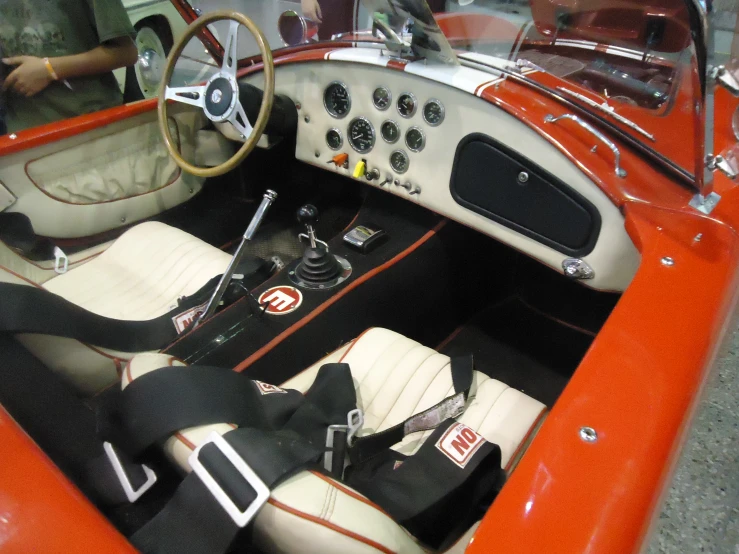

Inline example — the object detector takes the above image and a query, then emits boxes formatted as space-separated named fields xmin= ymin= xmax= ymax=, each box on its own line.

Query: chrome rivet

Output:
xmin=9 ymin=133 xmax=17 ymax=140
xmin=120 ymin=216 xmax=126 ymax=223
xmin=214 ymin=335 xmax=225 ymax=344
xmin=694 ymin=233 xmax=703 ymax=242
xmin=315 ymin=151 xmax=320 ymax=158
xmin=188 ymin=188 xmax=194 ymax=194
xmin=517 ymin=171 xmax=529 ymax=184
xmin=304 ymin=116 xmax=310 ymax=123
xmin=661 ymin=256 xmax=675 ymax=267
xmin=591 ymin=145 xmax=598 ymax=153
xmin=579 ymin=427 xmax=598 ymax=443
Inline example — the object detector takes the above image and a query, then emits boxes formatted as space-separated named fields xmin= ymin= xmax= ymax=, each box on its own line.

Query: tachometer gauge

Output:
xmin=390 ymin=150 xmax=409 ymax=174
xmin=326 ymin=128 xmax=343 ymax=150
xmin=422 ymin=99 xmax=445 ymax=126
xmin=323 ymin=81 xmax=351 ymax=118
xmin=347 ymin=117 xmax=375 ymax=153
xmin=373 ymin=87 xmax=391 ymax=110
xmin=397 ymin=93 xmax=417 ymax=118
xmin=405 ymin=127 xmax=425 ymax=152
xmin=381 ymin=120 xmax=400 ymax=143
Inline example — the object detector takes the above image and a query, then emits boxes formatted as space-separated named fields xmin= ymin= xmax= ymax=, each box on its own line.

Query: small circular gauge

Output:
xmin=405 ymin=127 xmax=426 ymax=152
xmin=381 ymin=120 xmax=400 ymax=143
xmin=347 ymin=117 xmax=375 ymax=154
xmin=390 ymin=150 xmax=410 ymax=174
xmin=326 ymin=128 xmax=343 ymax=150
xmin=397 ymin=92 xmax=417 ymax=118
xmin=423 ymin=99 xmax=445 ymax=126
xmin=373 ymin=87 xmax=392 ymax=110
xmin=323 ymin=81 xmax=351 ymax=118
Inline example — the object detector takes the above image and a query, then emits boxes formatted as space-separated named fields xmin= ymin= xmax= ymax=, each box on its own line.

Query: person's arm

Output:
xmin=1 ymin=37 xmax=137 ymax=97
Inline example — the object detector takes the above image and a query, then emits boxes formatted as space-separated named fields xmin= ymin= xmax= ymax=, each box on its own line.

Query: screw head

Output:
xmin=120 ymin=216 xmax=126 ymax=223
xmin=304 ymin=116 xmax=310 ymax=123
xmin=661 ymin=256 xmax=675 ymax=267
xmin=579 ymin=427 xmax=598 ymax=443
xmin=517 ymin=171 xmax=529 ymax=184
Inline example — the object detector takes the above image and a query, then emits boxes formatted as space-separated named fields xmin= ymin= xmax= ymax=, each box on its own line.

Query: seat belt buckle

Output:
xmin=53 ymin=246 xmax=68 ymax=274
xmin=324 ymin=408 xmax=364 ymax=473
xmin=189 ymin=432 xmax=270 ymax=528
xmin=103 ymin=442 xmax=158 ymax=503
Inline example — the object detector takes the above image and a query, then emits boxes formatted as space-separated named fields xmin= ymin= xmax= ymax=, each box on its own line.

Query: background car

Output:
xmin=115 ymin=0 xmax=189 ymax=100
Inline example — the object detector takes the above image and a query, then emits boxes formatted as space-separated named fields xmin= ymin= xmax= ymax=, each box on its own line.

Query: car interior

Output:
xmin=0 ymin=4 xmax=670 ymax=552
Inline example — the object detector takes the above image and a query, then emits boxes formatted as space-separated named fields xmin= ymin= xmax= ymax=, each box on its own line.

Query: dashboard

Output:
xmin=241 ymin=50 xmax=640 ymax=292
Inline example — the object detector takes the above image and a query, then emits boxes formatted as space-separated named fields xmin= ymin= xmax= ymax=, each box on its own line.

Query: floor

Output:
xmin=645 ymin=328 xmax=739 ymax=554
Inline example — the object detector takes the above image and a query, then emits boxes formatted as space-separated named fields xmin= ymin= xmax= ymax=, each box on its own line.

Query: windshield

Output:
xmin=179 ymin=0 xmax=701 ymax=179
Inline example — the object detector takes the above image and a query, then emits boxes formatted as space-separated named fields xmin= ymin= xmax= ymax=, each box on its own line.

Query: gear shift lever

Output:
xmin=289 ymin=204 xmax=351 ymax=289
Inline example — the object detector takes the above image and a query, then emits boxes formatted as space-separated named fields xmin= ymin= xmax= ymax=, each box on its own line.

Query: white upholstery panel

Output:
xmin=26 ymin=119 xmax=181 ymax=204
xmin=44 ymin=222 xmax=231 ymax=321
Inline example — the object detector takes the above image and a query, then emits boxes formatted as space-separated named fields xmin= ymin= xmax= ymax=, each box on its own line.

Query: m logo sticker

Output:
xmin=257 ymin=286 xmax=303 ymax=315
xmin=435 ymin=422 xmax=486 ymax=468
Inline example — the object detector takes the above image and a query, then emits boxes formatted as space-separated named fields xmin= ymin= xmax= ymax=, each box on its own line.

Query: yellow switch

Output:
xmin=353 ymin=160 xmax=366 ymax=178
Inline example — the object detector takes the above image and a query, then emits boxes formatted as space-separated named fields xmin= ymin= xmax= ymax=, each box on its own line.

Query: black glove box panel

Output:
xmin=449 ymin=133 xmax=600 ymax=256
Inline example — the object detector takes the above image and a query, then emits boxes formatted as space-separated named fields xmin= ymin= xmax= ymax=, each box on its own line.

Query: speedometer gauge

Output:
xmin=323 ymin=81 xmax=351 ymax=118
xmin=397 ymin=93 xmax=417 ymax=118
xmin=390 ymin=150 xmax=409 ymax=174
xmin=422 ymin=99 xmax=445 ymax=126
xmin=372 ymin=87 xmax=391 ymax=110
xmin=347 ymin=117 xmax=375 ymax=153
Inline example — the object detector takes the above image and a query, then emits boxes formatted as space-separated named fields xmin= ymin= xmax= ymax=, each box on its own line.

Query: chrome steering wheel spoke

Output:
xmin=222 ymin=20 xmax=240 ymax=77
xmin=165 ymin=84 xmax=207 ymax=108
xmin=229 ymin=101 xmax=254 ymax=140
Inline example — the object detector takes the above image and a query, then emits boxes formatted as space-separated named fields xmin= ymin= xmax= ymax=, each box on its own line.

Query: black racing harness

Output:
xmin=99 ymin=357 xmax=506 ymax=553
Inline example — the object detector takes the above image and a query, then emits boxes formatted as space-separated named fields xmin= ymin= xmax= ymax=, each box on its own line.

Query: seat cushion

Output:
xmin=123 ymin=328 xmax=547 ymax=554
xmin=43 ymin=221 xmax=230 ymax=320
xmin=16 ymin=222 xmax=230 ymax=394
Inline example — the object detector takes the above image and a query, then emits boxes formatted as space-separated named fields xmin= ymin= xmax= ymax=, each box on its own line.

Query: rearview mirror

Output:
xmin=278 ymin=10 xmax=318 ymax=47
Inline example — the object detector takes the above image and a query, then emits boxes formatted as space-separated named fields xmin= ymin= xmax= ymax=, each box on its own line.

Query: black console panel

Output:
xmin=450 ymin=133 xmax=601 ymax=256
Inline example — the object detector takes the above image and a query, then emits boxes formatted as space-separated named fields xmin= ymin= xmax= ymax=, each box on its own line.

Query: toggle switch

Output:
xmin=327 ymin=153 xmax=349 ymax=169
xmin=353 ymin=159 xmax=366 ymax=178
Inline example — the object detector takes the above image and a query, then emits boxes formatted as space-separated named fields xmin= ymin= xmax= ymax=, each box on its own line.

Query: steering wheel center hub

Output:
xmin=204 ymin=74 xmax=237 ymax=121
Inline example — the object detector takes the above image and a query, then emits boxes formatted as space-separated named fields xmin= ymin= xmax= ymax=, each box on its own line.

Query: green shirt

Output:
xmin=0 ymin=0 xmax=135 ymax=133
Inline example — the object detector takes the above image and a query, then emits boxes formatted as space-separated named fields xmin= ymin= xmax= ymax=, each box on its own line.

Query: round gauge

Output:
xmin=405 ymin=127 xmax=426 ymax=152
xmin=422 ymin=99 xmax=445 ymax=126
xmin=390 ymin=150 xmax=410 ymax=174
xmin=347 ymin=117 xmax=375 ymax=154
xmin=397 ymin=93 xmax=417 ymax=118
xmin=373 ymin=87 xmax=392 ymax=110
xmin=323 ymin=81 xmax=351 ymax=118
xmin=381 ymin=120 xmax=400 ymax=143
xmin=326 ymin=128 xmax=343 ymax=150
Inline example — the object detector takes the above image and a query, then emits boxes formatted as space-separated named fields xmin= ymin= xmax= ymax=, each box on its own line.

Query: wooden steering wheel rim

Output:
xmin=157 ymin=11 xmax=275 ymax=178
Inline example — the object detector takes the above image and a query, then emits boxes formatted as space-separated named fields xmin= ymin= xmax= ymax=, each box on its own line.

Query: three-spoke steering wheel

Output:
xmin=157 ymin=11 xmax=275 ymax=178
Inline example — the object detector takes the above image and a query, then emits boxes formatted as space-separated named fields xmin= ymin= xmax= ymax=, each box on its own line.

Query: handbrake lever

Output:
xmin=194 ymin=189 xmax=278 ymax=328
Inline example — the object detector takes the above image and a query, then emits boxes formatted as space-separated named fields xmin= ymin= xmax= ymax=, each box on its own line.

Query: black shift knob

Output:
xmin=297 ymin=204 xmax=318 ymax=227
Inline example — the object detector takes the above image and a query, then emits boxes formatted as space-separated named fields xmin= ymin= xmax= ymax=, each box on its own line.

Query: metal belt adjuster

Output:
xmin=53 ymin=246 xmax=68 ymax=274
xmin=103 ymin=441 xmax=158 ymax=503
xmin=189 ymin=432 xmax=270 ymax=528
xmin=324 ymin=408 xmax=363 ymax=473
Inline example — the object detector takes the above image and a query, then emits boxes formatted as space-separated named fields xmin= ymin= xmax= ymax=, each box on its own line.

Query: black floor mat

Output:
xmin=438 ymin=297 xmax=595 ymax=406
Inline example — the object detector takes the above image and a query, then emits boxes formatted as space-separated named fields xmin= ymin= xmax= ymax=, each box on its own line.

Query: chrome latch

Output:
xmin=324 ymin=408 xmax=363 ymax=473
xmin=562 ymin=258 xmax=594 ymax=280
xmin=53 ymin=246 xmax=68 ymax=274
xmin=710 ymin=65 xmax=739 ymax=96
xmin=706 ymin=153 xmax=738 ymax=180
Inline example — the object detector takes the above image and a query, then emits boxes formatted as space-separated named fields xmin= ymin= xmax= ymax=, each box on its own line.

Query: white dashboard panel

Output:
xmin=242 ymin=55 xmax=639 ymax=292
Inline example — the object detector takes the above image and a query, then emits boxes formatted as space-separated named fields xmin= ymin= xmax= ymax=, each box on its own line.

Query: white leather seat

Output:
xmin=0 ymin=221 xmax=230 ymax=394
xmin=124 ymin=328 xmax=547 ymax=554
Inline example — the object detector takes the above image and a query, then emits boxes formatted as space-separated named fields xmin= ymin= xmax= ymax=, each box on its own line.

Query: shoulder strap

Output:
xmin=0 ymin=278 xmax=218 ymax=351
xmin=349 ymin=355 xmax=474 ymax=465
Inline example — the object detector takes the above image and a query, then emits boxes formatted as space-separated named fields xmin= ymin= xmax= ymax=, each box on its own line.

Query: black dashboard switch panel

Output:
xmin=450 ymin=133 xmax=601 ymax=256
xmin=343 ymin=225 xmax=387 ymax=253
